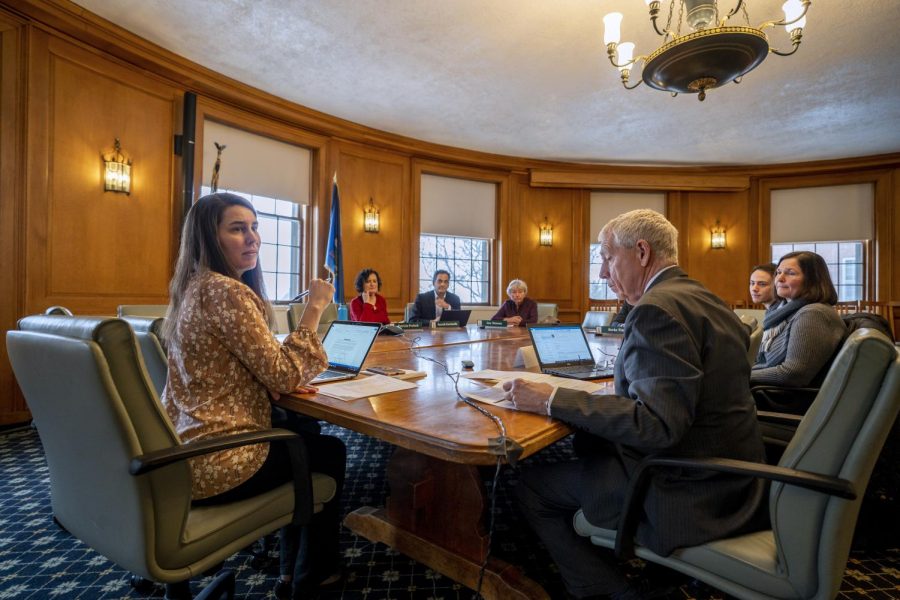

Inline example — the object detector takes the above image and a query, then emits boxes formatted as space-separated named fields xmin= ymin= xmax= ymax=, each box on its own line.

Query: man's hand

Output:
xmin=502 ymin=379 xmax=554 ymax=414
xmin=436 ymin=296 xmax=451 ymax=310
xmin=506 ymin=315 xmax=523 ymax=326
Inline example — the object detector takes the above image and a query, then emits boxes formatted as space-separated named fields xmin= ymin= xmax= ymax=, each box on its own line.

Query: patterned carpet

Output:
xmin=1 ymin=424 xmax=898 ymax=599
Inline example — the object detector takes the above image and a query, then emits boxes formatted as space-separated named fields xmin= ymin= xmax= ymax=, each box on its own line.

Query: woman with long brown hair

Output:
xmin=162 ymin=192 xmax=344 ymax=599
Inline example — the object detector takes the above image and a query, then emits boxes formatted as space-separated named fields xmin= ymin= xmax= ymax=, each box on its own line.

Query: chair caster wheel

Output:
xmin=129 ymin=574 xmax=154 ymax=592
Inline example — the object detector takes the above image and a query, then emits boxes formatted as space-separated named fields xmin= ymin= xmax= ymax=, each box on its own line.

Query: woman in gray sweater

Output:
xmin=751 ymin=251 xmax=846 ymax=388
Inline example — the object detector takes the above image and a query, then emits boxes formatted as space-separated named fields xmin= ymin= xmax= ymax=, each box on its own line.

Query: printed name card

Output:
xmin=478 ymin=319 xmax=507 ymax=329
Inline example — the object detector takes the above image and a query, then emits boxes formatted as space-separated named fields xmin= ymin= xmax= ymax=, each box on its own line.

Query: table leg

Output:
xmin=343 ymin=447 xmax=549 ymax=600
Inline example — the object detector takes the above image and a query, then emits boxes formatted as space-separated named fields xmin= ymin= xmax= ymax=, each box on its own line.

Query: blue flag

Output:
xmin=324 ymin=177 xmax=344 ymax=303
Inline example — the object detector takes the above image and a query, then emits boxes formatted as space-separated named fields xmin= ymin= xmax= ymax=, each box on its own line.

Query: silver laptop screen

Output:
xmin=322 ymin=322 xmax=380 ymax=371
xmin=529 ymin=325 xmax=593 ymax=366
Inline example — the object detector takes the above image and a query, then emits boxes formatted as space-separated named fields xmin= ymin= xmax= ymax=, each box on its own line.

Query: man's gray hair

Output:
xmin=600 ymin=209 xmax=678 ymax=263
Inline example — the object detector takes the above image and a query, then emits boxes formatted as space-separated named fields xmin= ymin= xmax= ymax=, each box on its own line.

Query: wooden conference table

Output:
xmin=275 ymin=324 xmax=619 ymax=600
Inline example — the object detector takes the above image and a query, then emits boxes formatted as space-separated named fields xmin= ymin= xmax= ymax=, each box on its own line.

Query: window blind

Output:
xmin=589 ymin=192 xmax=666 ymax=240
xmin=771 ymin=184 xmax=873 ymax=243
xmin=202 ymin=120 xmax=311 ymax=204
xmin=421 ymin=174 xmax=497 ymax=239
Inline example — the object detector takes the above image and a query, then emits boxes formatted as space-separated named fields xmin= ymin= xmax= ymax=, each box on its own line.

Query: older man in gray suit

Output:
xmin=505 ymin=210 xmax=766 ymax=600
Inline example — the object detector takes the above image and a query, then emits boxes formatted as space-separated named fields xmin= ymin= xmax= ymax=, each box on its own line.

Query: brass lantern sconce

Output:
xmin=102 ymin=138 xmax=132 ymax=195
xmin=363 ymin=197 xmax=380 ymax=233
xmin=539 ymin=217 xmax=553 ymax=247
xmin=710 ymin=220 xmax=727 ymax=249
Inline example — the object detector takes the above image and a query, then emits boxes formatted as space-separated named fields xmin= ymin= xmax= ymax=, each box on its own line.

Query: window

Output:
xmin=771 ymin=241 xmax=865 ymax=302
xmin=588 ymin=243 xmax=617 ymax=300
xmin=200 ymin=186 xmax=305 ymax=301
xmin=419 ymin=234 xmax=490 ymax=303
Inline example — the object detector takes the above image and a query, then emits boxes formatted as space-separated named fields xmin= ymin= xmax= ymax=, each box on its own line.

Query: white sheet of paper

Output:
xmin=316 ymin=374 xmax=418 ymax=401
xmin=463 ymin=373 xmax=613 ymax=410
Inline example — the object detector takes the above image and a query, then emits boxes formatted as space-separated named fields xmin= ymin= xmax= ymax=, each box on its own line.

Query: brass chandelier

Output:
xmin=603 ymin=0 xmax=811 ymax=101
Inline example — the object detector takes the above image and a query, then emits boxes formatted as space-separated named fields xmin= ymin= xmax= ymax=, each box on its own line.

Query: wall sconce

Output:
xmin=102 ymin=138 xmax=132 ymax=195
xmin=363 ymin=197 xmax=380 ymax=233
xmin=539 ymin=217 xmax=553 ymax=247
xmin=710 ymin=220 xmax=726 ymax=249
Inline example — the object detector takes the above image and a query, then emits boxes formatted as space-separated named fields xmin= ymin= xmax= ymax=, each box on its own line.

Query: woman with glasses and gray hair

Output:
xmin=491 ymin=279 xmax=538 ymax=327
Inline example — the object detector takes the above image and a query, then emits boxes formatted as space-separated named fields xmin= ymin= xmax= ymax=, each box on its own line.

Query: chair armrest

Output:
xmin=756 ymin=410 xmax=804 ymax=426
xmin=751 ymin=385 xmax=819 ymax=414
xmin=614 ymin=456 xmax=856 ymax=559
xmin=130 ymin=428 xmax=314 ymax=526
xmin=129 ymin=428 xmax=298 ymax=475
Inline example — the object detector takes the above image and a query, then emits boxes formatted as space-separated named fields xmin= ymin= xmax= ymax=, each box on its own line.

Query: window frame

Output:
xmin=200 ymin=185 xmax=306 ymax=303
xmin=771 ymin=240 xmax=867 ymax=303
xmin=418 ymin=233 xmax=492 ymax=305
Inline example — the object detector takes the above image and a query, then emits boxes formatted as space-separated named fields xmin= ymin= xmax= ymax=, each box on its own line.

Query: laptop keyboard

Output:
xmin=546 ymin=365 xmax=614 ymax=378
xmin=315 ymin=369 xmax=349 ymax=381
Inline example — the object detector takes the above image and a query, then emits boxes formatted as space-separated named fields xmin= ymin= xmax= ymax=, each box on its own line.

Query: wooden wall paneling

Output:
xmin=193 ymin=97 xmax=331 ymax=291
xmin=759 ymin=169 xmax=893 ymax=302
xmin=0 ymin=14 xmax=28 ymax=425
xmin=666 ymin=191 xmax=688 ymax=271
xmin=411 ymin=159 xmax=511 ymax=305
xmin=501 ymin=173 xmax=528 ymax=306
xmin=679 ymin=191 xmax=752 ymax=304
xmin=891 ymin=169 xmax=900 ymax=301
xmin=511 ymin=185 xmax=585 ymax=323
xmin=530 ymin=169 xmax=750 ymax=192
xmin=331 ymin=141 xmax=410 ymax=320
xmin=25 ymin=30 xmax=181 ymax=315
xmin=874 ymin=170 xmax=895 ymax=302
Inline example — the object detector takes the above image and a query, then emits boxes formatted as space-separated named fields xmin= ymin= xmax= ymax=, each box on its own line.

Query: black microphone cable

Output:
xmin=403 ymin=334 xmax=518 ymax=600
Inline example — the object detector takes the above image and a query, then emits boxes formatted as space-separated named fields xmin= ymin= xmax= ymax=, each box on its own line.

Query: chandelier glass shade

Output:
xmin=604 ymin=0 xmax=811 ymax=101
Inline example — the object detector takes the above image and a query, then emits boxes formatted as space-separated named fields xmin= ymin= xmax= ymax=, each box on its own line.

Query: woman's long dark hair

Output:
xmin=163 ymin=193 xmax=271 ymax=342
xmin=777 ymin=250 xmax=838 ymax=305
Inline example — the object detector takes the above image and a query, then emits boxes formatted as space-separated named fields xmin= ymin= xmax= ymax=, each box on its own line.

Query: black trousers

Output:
xmin=195 ymin=412 xmax=346 ymax=585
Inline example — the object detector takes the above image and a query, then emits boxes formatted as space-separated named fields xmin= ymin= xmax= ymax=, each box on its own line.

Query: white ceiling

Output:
xmin=73 ymin=0 xmax=900 ymax=166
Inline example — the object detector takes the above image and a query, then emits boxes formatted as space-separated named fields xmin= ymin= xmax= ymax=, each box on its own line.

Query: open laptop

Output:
xmin=527 ymin=323 xmax=614 ymax=380
xmin=310 ymin=321 xmax=381 ymax=384
xmin=438 ymin=309 xmax=471 ymax=327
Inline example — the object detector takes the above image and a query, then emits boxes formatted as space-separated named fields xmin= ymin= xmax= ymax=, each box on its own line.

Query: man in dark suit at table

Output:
xmin=505 ymin=209 xmax=766 ymax=600
xmin=409 ymin=269 xmax=461 ymax=323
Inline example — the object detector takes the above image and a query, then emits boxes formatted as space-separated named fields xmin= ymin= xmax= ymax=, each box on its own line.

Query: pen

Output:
xmin=290 ymin=273 xmax=334 ymax=303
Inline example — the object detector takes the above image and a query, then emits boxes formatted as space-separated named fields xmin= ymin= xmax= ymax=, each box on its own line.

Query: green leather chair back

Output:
xmin=121 ymin=316 xmax=168 ymax=397
xmin=9 ymin=316 xmax=185 ymax=578
xmin=117 ymin=304 xmax=169 ymax=318
xmin=537 ymin=302 xmax=559 ymax=323
xmin=288 ymin=302 xmax=338 ymax=335
xmin=773 ymin=328 xmax=900 ymax=598
xmin=8 ymin=315 xmax=319 ymax=584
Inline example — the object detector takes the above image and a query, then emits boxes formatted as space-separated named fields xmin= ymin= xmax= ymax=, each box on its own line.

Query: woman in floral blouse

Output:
xmin=161 ymin=193 xmax=344 ymax=599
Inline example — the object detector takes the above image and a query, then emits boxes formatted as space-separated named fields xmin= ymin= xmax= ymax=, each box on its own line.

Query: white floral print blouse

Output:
xmin=162 ymin=270 xmax=328 ymax=499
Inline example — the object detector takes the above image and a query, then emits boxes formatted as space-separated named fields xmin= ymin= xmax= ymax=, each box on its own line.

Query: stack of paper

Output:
xmin=462 ymin=370 xmax=613 ymax=409
xmin=316 ymin=374 xmax=419 ymax=401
